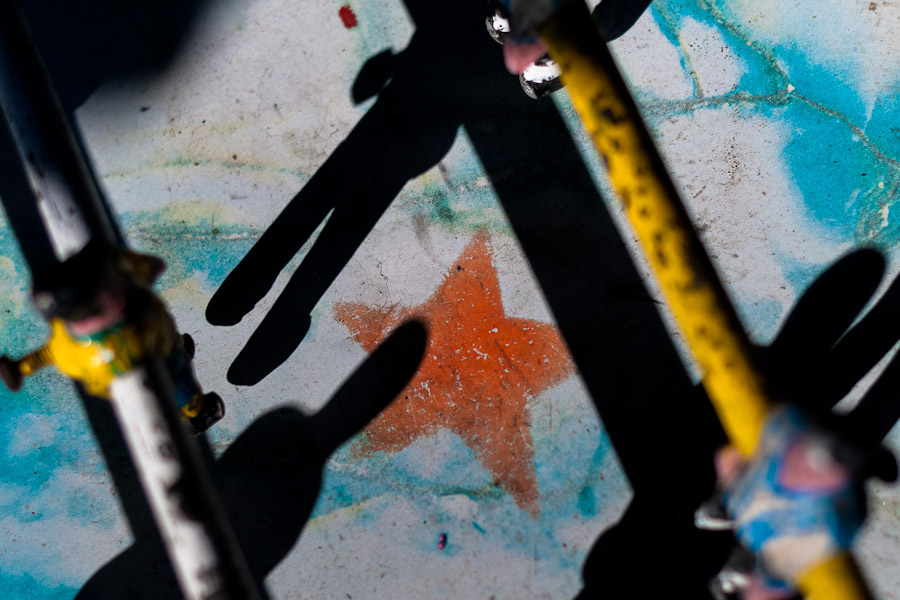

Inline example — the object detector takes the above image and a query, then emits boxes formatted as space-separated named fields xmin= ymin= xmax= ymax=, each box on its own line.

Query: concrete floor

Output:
xmin=1 ymin=0 xmax=899 ymax=598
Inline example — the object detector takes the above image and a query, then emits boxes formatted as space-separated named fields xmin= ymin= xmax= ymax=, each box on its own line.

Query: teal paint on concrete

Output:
xmin=576 ymin=486 xmax=596 ymax=516
xmin=1 ymin=571 xmax=77 ymax=600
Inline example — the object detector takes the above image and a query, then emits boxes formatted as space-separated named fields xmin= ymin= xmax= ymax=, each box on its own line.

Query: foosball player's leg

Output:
xmin=184 ymin=392 xmax=225 ymax=434
xmin=0 ymin=355 xmax=24 ymax=391
xmin=0 ymin=346 xmax=54 ymax=392
xmin=165 ymin=336 xmax=224 ymax=435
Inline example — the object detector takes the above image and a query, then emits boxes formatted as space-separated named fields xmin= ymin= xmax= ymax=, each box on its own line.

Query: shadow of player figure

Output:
xmin=206 ymin=0 xmax=654 ymax=387
xmin=207 ymin=0 xmax=498 ymax=385
xmin=205 ymin=0 xmax=728 ymax=596
xmin=76 ymin=321 xmax=426 ymax=598
xmin=207 ymin=0 xmax=723 ymax=596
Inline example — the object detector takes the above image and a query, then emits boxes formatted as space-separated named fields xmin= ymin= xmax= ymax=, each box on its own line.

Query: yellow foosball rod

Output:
xmin=534 ymin=2 xmax=872 ymax=598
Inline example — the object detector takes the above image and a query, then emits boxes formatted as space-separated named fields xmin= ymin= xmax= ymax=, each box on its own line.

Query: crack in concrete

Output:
xmin=642 ymin=88 xmax=900 ymax=177
xmin=790 ymin=93 xmax=900 ymax=174
xmin=650 ymin=3 xmax=705 ymax=99
xmin=642 ymin=0 xmax=900 ymax=189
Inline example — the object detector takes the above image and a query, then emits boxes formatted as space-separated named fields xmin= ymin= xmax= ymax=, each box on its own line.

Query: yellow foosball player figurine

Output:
xmin=0 ymin=244 xmax=224 ymax=435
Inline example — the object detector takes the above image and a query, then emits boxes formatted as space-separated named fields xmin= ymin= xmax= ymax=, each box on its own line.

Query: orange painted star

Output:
xmin=333 ymin=232 xmax=574 ymax=516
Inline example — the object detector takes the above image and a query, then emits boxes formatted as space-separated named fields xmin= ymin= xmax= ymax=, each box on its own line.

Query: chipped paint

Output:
xmin=338 ymin=5 xmax=358 ymax=29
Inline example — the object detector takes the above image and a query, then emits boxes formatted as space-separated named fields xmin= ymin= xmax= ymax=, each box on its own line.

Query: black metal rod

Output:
xmin=0 ymin=0 xmax=116 ymax=259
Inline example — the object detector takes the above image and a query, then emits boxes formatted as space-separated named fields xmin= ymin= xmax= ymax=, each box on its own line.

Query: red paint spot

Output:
xmin=339 ymin=5 xmax=357 ymax=29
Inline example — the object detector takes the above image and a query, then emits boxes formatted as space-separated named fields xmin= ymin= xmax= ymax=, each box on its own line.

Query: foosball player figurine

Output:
xmin=485 ymin=0 xmax=654 ymax=99
xmin=697 ymin=406 xmax=897 ymax=600
xmin=0 ymin=245 xmax=224 ymax=435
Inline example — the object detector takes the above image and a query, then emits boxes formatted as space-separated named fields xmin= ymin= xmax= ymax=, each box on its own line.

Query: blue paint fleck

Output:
xmin=577 ymin=485 xmax=596 ymax=516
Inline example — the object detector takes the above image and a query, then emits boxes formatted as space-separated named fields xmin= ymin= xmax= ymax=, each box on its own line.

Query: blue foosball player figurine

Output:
xmin=697 ymin=406 xmax=896 ymax=599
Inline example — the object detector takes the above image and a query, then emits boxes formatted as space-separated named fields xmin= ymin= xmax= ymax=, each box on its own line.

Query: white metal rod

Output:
xmin=111 ymin=364 xmax=260 ymax=600
xmin=0 ymin=3 xmax=262 ymax=597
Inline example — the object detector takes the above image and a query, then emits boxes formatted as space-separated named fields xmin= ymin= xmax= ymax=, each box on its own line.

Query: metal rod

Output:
xmin=112 ymin=361 xmax=261 ymax=600
xmin=0 ymin=0 xmax=116 ymax=259
xmin=541 ymin=3 xmax=768 ymax=457
xmin=538 ymin=3 xmax=871 ymax=598
xmin=0 ymin=3 xmax=261 ymax=598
